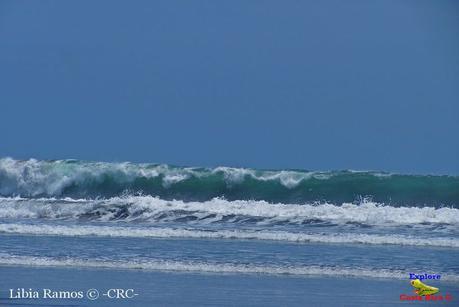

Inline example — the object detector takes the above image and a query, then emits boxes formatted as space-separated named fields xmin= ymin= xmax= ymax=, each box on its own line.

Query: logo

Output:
xmin=399 ymin=273 xmax=453 ymax=302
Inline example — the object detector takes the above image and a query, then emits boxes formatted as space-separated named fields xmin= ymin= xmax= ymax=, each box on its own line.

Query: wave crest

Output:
xmin=1 ymin=158 xmax=458 ymax=206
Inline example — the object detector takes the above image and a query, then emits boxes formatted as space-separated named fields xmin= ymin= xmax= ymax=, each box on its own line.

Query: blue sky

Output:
xmin=1 ymin=0 xmax=458 ymax=174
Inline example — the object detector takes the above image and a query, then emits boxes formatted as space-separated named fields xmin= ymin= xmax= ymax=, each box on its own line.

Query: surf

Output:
xmin=1 ymin=196 xmax=458 ymax=227
xmin=1 ymin=158 xmax=458 ymax=206
xmin=1 ymin=222 xmax=458 ymax=248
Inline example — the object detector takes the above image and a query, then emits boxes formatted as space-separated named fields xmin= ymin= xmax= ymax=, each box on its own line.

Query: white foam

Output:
xmin=0 ymin=254 xmax=433 ymax=280
xmin=1 ymin=223 xmax=457 ymax=248
xmin=212 ymin=167 xmax=321 ymax=188
xmin=0 ymin=158 xmax=169 ymax=196
xmin=0 ymin=196 xmax=457 ymax=226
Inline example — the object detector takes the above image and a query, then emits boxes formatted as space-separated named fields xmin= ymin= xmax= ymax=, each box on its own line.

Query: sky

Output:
xmin=0 ymin=0 xmax=458 ymax=174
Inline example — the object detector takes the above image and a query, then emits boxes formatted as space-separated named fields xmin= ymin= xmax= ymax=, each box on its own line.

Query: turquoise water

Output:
xmin=1 ymin=158 xmax=458 ymax=205
xmin=0 ymin=158 xmax=458 ymax=297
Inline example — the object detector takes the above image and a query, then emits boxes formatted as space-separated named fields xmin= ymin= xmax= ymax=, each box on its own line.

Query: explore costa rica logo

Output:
xmin=399 ymin=273 xmax=453 ymax=302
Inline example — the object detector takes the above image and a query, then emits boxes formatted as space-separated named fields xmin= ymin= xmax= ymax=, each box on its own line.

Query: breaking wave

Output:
xmin=0 ymin=196 xmax=458 ymax=227
xmin=1 ymin=158 xmax=458 ymax=206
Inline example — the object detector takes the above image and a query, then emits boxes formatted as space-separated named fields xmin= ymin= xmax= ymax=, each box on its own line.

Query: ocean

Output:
xmin=0 ymin=157 xmax=458 ymax=306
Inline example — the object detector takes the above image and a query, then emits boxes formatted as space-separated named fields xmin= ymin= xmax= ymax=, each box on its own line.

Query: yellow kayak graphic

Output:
xmin=411 ymin=279 xmax=439 ymax=296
